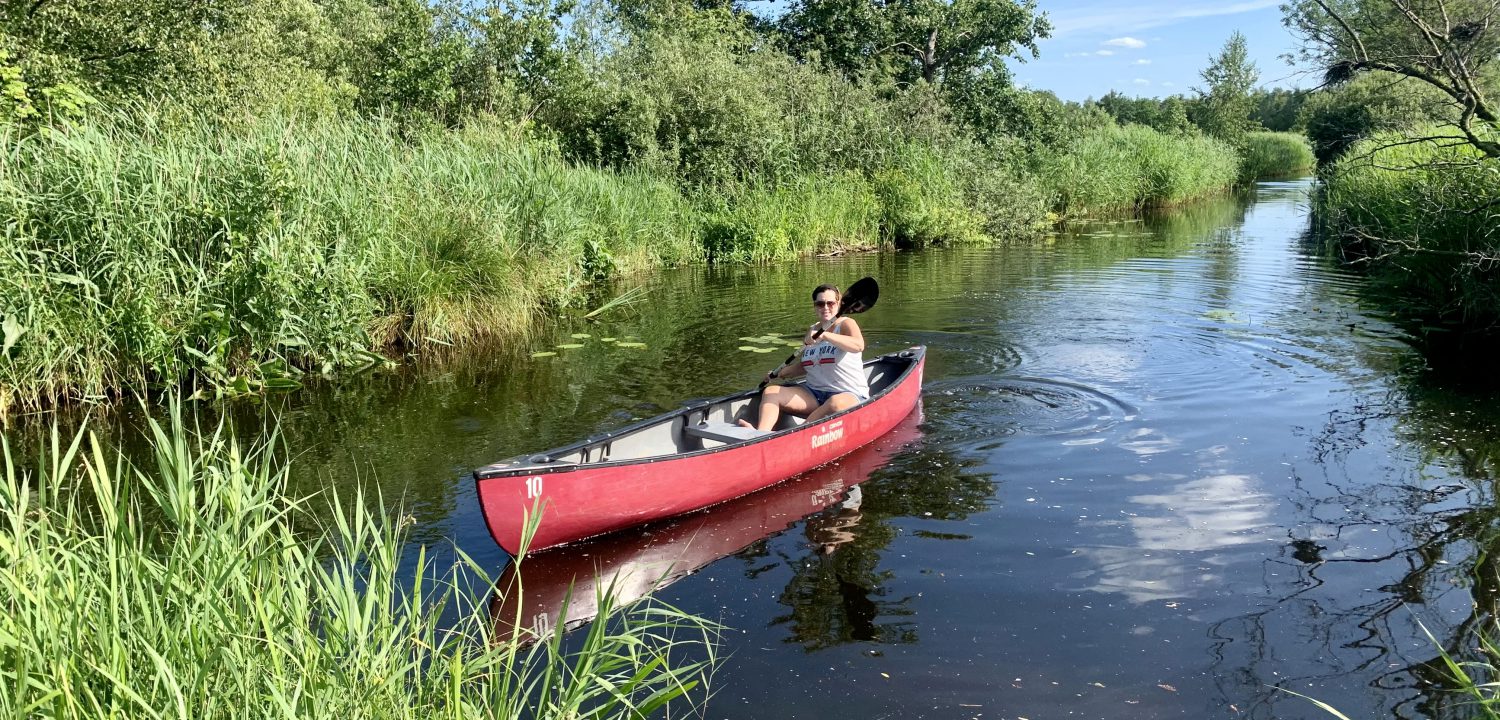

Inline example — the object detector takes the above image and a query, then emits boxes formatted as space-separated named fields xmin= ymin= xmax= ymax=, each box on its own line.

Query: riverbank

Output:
xmin=0 ymin=111 xmax=1254 ymax=416
xmin=1316 ymin=127 xmax=1500 ymax=341
xmin=0 ymin=408 xmax=717 ymax=718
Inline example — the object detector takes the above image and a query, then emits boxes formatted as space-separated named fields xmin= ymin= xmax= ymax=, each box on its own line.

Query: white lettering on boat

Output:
xmin=525 ymin=476 xmax=544 ymax=499
xmin=810 ymin=420 xmax=844 ymax=450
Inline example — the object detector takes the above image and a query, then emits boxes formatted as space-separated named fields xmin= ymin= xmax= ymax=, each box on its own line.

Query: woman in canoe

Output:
xmin=738 ymin=284 xmax=870 ymax=432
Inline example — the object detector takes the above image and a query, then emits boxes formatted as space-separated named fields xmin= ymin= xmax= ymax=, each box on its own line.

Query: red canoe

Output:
xmin=473 ymin=346 xmax=926 ymax=556
xmin=490 ymin=408 xmax=925 ymax=640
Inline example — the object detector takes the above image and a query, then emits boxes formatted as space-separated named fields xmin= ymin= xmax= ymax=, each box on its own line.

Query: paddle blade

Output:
xmin=839 ymin=277 xmax=879 ymax=316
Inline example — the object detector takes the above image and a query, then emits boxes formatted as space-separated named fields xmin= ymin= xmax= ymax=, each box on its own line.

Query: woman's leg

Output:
xmin=739 ymin=385 xmax=818 ymax=431
xmin=805 ymin=392 xmax=861 ymax=422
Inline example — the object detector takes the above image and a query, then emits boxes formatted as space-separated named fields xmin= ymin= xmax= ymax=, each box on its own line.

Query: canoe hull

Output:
xmin=475 ymin=348 xmax=924 ymax=556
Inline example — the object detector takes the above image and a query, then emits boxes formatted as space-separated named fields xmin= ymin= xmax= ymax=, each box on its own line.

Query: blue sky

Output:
xmin=1007 ymin=0 xmax=1317 ymax=101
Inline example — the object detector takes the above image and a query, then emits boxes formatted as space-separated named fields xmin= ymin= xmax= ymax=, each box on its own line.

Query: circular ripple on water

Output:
xmin=923 ymin=376 xmax=1136 ymax=452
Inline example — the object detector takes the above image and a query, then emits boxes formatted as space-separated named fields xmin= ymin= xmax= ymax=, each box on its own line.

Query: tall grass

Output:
xmin=701 ymin=172 xmax=882 ymax=263
xmin=1318 ymin=127 xmax=1500 ymax=331
xmin=0 ymin=406 xmax=718 ymax=718
xmin=1238 ymin=131 xmax=1316 ymax=181
xmin=1038 ymin=124 xmax=1240 ymax=218
xmin=0 ymin=112 xmax=701 ymax=414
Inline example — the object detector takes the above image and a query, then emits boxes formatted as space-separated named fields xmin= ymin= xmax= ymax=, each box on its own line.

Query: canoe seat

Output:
xmin=684 ymin=421 xmax=768 ymax=445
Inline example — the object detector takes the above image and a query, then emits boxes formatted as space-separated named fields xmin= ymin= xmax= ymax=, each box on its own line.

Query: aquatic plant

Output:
xmin=1317 ymin=126 xmax=1500 ymax=333
xmin=0 ymin=406 xmax=718 ymax=718
xmin=1238 ymin=131 xmax=1316 ymax=180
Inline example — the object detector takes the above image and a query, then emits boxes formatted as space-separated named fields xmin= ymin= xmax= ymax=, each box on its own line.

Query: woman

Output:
xmin=738 ymin=284 xmax=870 ymax=432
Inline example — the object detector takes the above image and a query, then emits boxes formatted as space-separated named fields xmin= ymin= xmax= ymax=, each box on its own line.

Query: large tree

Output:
xmin=1284 ymin=0 xmax=1500 ymax=158
xmin=778 ymin=0 xmax=1050 ymax=88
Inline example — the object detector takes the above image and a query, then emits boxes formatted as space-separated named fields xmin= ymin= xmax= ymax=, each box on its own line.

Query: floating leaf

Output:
xmin=531 ymin=351 xmax=558 ymax=358
xmin=571 ymin=333 xmax=592 ymax=339
xmin=601 ymin=337 xmax=617 ymax=342
xmin=616 ymin=342 xmax=646 ymax=348
xmin=557 ymin=343 xmax=585 ymax=349
xmin=751 ymin=347 xmax=776 ymax=353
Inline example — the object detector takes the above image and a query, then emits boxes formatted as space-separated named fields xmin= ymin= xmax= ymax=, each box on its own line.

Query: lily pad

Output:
xmin=571 ymin=333 xmax=592 ymax=339
xmin=531 ymin=351 xmax=558 ymax=358
xmin=601 ymin=337 xmax=617 ymax=342
xmin=557 ymin=343 xmax=585 ymax=349
xmin=616 ymin=341 xmax=647 ymax=348
xmin=738 ymin=345 xmax=777 ymax=353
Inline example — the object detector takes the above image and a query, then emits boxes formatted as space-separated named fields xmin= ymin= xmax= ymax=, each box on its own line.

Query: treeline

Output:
xmin=0 ymin=0 xmax=1305 ymax=412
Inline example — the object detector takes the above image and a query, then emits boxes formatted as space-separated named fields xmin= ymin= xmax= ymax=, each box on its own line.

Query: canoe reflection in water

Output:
xmin=490 ymin=403 xmax=924 ymax=641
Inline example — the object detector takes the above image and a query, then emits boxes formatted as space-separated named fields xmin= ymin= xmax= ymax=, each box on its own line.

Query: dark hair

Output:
xmin=812 ymin=284 xmax=840 ymax=301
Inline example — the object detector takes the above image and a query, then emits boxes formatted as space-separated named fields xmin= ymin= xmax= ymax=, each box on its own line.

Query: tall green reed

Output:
xmin=1038 ymin=125 xmax=1240 ymax=218
xmin=1318 ymin=127 xmax=1500 ymax=331
xmin=1238 ymin=131 xmax=1316 ymax=181
xmin=0 ymin=405 xmax=718 ymax=719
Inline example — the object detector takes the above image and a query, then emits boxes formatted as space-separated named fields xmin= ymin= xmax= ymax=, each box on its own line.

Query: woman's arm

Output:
xmin=817 ymin=318 xmax=865 ymax=353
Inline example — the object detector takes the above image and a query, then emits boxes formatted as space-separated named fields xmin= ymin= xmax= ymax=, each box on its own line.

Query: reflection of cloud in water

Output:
xmin=1075 ymin=474 xmax=1272 ymax=603
xmin=1118 ymin=427 xmax=1179 ymax=455
xmin=1043 ymin=342 xmax=1140 ymax=384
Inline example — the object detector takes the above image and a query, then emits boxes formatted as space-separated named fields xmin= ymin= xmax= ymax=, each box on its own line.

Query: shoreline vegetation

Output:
xmin=0 ymin=2 xmax=1316 ymax=416
xmin=0 ymin=407 xmax=718 ymax=718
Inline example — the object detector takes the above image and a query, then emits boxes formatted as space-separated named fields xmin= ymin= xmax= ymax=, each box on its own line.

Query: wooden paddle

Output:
xmin=759 ymin=276 xmax=880 ymax=390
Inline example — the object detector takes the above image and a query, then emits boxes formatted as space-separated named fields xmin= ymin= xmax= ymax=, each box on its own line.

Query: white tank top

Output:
xmin=800 ymin=320 xmax=870 ymax=399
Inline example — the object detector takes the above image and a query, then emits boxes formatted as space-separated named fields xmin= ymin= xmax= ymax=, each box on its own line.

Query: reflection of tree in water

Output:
xmin=763 ymin=440 xmax=996 ymax=651
xmin=1205 ymin=378 xmax=1500 ymax=719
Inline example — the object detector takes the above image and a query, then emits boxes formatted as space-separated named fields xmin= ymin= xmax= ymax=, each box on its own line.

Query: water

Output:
xmin=175 ymin=178 xmax=1500 ymax=717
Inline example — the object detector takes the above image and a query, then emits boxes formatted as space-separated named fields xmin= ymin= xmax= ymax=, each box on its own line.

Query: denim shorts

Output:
xmin=808 ymin=386 xmax=868 ymax=406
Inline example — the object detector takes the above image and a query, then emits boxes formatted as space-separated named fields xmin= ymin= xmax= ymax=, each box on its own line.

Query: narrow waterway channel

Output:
xmin=114 ymin=177 xmax=1500 ymax=718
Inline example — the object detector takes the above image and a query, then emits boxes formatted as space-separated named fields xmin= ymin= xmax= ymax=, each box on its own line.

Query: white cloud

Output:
xmin=1162 ymin=81 xmax=1176 ymax=87
xmin=1134 ymin=59 xmax=1152 ymax=65
xmin=1133 ymin=78 xmax=1151 ymax=85
xmin=1096 ymin=49 xmax=1115 ymax=56
xmin=1049 ymin=1 xmax=1282 ymax=37
xmin=1105 ymin=37 xmax=1147 ymax=49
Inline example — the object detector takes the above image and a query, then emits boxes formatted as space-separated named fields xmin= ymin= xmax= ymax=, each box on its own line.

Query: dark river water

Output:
xmin=161 ymin=177 xmax=1500 ymax=718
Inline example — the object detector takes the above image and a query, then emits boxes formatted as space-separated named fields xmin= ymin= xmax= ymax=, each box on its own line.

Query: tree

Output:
xmin=1191 ymin=31 xmax=1261 ymax=143
xmin=1284 ymin=0 xmax=1500 ymax=158
xmin=778 ymin=0 xmax=1050 ymax=88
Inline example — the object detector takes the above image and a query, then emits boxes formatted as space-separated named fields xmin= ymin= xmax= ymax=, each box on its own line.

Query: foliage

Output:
xmin=1038 ymin=124 xmax=1240 ymax=217
xmin=1191 ymin=31 xmax=1261 ymax=145
xmin=1298 ymin=72 xmax=1458 ymax=163
xmin=1249 ymin=87 xmax=1309 ymax=132
xmin=1096 ymin=91 xmax=1196 ymax=135
xmin=0 ymin=408 xmax=718 ymax=719
xmin=777 ymin=0 xmax=1050 ymax=88
xmin=0 ymin=112 xmax=700 ymax=414
xmin=1284 ymin=0 xmax=1500 ymax=158
xmin=1239 ymin=131 xmax=1317 ymax=179
xmin=1318 ymin=126 xmax=1500 ymax=331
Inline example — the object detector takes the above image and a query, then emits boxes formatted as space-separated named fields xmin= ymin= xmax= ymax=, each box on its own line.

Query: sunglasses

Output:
xmin=813 ymin=300 xmax=839 ymax=308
